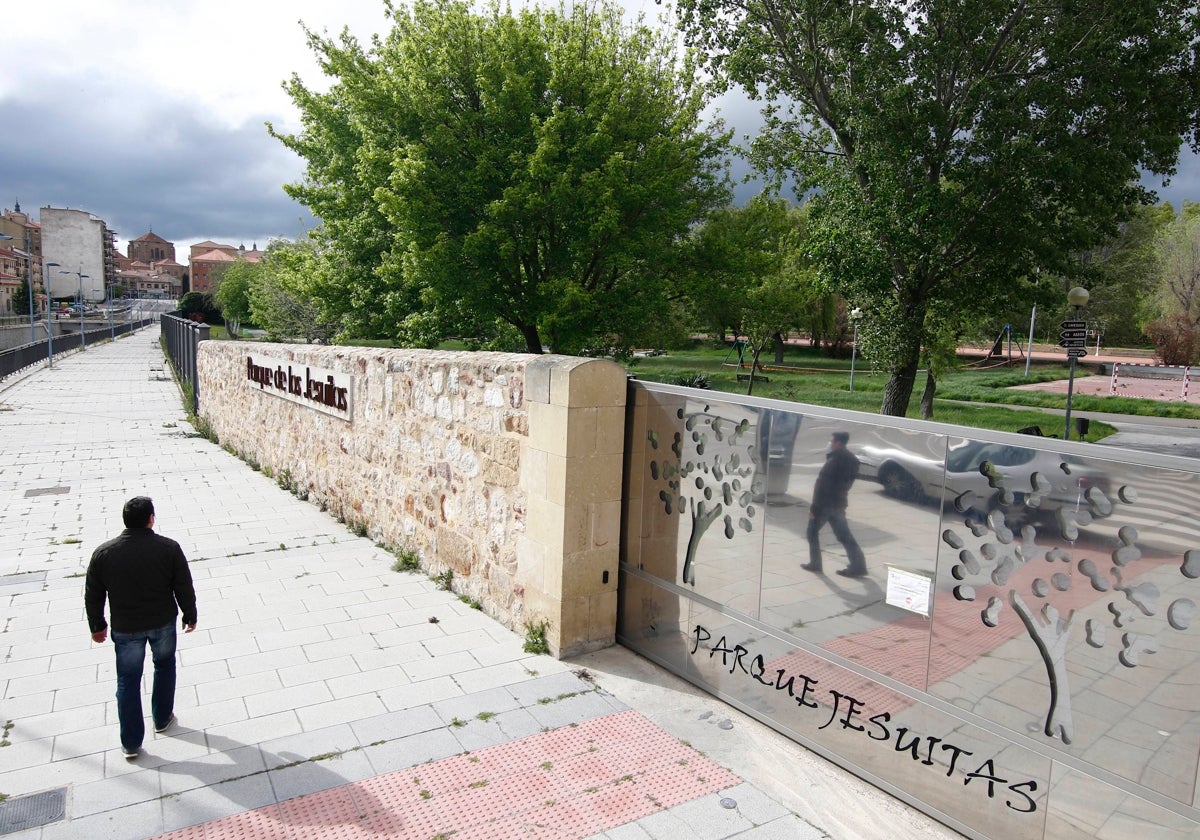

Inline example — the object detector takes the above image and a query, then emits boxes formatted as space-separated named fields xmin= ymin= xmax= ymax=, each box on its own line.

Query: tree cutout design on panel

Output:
xmin=949 ymin=466 xmax=1199 ymax=745
xmin=646 ymin=405 xmax=764 ymax=586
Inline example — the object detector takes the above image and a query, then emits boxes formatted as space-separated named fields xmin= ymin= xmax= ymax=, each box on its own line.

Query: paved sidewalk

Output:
xmin=0 ymin=328 xmax=959 ymax=839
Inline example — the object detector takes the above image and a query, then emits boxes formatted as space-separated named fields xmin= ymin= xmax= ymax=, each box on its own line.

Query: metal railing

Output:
xmin=160 ymin=312 xmax=210 ymax=414
xmin=0 ymin=316 xmax=156 ymax=382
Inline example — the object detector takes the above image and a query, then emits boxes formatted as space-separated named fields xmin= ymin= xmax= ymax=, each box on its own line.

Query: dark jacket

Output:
xmin=85 ymin=528 xmax=197 ymax=633
xmin=811 ymin=446 xmax=860 ymax=516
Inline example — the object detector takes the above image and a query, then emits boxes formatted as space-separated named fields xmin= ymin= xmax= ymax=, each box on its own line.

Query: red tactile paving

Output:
xmin=151 ymin=710 xmax=740 ymax=840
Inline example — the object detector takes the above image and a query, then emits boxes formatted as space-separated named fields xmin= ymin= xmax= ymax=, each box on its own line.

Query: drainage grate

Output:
xmin=23 ymin=486 xmax=70 ymax=498
xmin=0 ymin=788 xmax=67 ymax=835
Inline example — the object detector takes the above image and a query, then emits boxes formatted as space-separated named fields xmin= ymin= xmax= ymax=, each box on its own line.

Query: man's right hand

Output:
xmin=183 ymin=623 xmax=196 ymax=633
xmin=91 ymin=628 xmax=107 ymax=643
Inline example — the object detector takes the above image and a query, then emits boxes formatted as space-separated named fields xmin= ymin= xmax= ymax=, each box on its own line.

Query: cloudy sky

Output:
xmin=3 ymin=0 xmax=1196 ymax=260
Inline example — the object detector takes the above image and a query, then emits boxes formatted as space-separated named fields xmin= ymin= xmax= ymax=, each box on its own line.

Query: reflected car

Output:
xmin=857 ymin=439 xmax=1110 ymax=525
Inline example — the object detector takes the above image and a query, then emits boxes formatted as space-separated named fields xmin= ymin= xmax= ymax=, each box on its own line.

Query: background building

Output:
xmin=41 ymin=207 xmax=116 ymax=302
xmin=0 ymin=203 xmax=44 ymax=313
xmin=189 ymin=240 xmax=262 ymax=294
xmin=118 ymin=230 xmax=185 ymax=298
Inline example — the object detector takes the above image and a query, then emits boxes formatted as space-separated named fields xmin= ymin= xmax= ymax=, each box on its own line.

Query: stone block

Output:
xmin=556 ymin=595 xmax=591 ymax=651
xmin=563 ymin=454 xmax=623 ymax=506
xmin=482 ymin=460 xmax=519 ymax=488
xmin=547 ymin=358 xmax=627 ymax=409
xmin=595 ymin=405 xmax=626 ymax=455
xmin=514 ymin=535 xmax=546 ymax=591
xmin=524 ymin=495 xmax=566 ymax=555
xmin=524 ymin=356 xmax=557 ymax=404
xmin=588 ymin=590 xmax=619 ymax=643
xmin=591 ymin=499 xmax=622 ymax=554
xmin=526 ymin=401 xmax=570 ymax=458
xmin=560 ymin=547 xmax=617 ymax=599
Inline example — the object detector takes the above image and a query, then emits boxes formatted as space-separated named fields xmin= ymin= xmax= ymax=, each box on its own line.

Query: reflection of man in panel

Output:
xmin=803 ymin=431 xmax=867 ymax=577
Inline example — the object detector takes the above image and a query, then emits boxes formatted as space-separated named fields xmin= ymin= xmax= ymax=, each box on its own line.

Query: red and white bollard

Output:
xmin=1110 ymin=363 xmax=1120 ymax=395
xmin=1183 ymin=366 xmax=1191 ymax=400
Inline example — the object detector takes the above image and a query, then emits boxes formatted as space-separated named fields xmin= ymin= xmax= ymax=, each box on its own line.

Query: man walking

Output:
xmin=803 ymin=431 xmax=868 ymax=577
xmin=85 ymin=497 xmax=196 ymax=759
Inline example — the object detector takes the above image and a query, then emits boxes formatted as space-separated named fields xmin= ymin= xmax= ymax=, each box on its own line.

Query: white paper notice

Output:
xmin=886 ymin=567 xmax=933 ymax=616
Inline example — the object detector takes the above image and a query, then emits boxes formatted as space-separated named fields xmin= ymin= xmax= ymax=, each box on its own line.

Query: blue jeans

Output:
xmin=111 ymin=621 xmax=177 ymax=751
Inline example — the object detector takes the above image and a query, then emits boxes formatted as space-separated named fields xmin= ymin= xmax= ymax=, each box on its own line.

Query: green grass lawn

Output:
xmin=623 ymin=341 xmax=1200 ymax=441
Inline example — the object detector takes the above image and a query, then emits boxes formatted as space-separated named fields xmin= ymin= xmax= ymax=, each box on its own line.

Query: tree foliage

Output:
xmin=178 ymin=292 xmax=220 ymax=324
xmin=272 ymin=0 xmax=731 ymax=354
xmin=675 ymin=0 xmax=1200 ymax=415
xmin=10 ymin=277 xmax=30 ymax=317
xmin=215 ymin=260 xmax=259 ymax=339
xmin=246 ymin=240 xmax=341 ymax=344
xmin=1155 ymin=202 xmax=1200 ymax=322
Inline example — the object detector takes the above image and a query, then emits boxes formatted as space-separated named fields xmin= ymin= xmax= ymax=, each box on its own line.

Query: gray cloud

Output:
xmin=2 ymin=81 xmax=313 ymax=249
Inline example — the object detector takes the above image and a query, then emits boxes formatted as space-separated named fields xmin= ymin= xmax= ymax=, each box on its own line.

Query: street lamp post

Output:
xmin=60 ymin=268 xmax=90 ymax=351
xmin=849 ymin=307 xmax=862 ymax=392
xmin=44 ymin=261 xmax=60 ymax=367
xmin=1062 ymin=286 xmax=1090 ymax=440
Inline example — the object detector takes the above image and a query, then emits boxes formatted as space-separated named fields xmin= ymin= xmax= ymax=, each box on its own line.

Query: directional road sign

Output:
xmin=1065 ymin=347 xmax=1088 ymax=358
xmin=1060 ymin=319 xmax=1086 ymax=330
xmin=1059 ymin=329 xmax=1087 ymax=340
xmin=1059 ymin=338 xmax=1087 ymax=349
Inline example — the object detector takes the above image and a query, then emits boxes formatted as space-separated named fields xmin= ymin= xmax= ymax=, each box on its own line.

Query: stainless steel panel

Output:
xmin=760 ymin=420 xmax=946 ymax=689
xmin=619 ymin=381 xmax=1200 ymax=837
xmin=616 ymin=570 xmax=689 ymax=674
xmin=634 ymin=389 xmax=768 ymax=617
xmin=683 ymin=604 xmax=1050 ymax=839
xmin=930 ymin=448 xmax=1200 ymax=803
xmin=1044 ymin=762 xmax=1200 ymax=839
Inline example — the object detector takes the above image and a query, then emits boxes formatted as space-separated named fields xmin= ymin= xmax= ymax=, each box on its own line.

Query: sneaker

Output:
xmin=122 ymin=747 xmax=140 ymax=760
xmin=836 ymin=568 xmax=867 ymax=578
xmin=800 ymin=563 xmax=823 ymax=573
xmin=154 ymin=714 xmax=176 ymax=734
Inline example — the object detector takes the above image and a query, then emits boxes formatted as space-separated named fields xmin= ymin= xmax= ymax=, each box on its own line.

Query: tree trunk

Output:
xmin=881 ymin=362 xmax=919 ymax=417
xmin=519 ymin=323 xmax=544 ymax=354
xmin=881 ymin=301 xmax=926 ymax=416
xmin=920 ymin=369 xmax=935 ymax=420
xmin=773 ymin=331 xmax=785 ymax=364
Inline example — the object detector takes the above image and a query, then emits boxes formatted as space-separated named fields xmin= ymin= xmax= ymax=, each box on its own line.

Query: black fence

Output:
xmin=161 ymin=313 xmax=210 ymax=414
xmin=0 ymin=315 xmax=157 ymax=383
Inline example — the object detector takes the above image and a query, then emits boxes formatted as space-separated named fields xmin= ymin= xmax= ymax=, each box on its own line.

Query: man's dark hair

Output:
xmin=122 ymin=496 xmax=155 ymax=528
xmin=832 ymin=431 xmax=850 ymax=445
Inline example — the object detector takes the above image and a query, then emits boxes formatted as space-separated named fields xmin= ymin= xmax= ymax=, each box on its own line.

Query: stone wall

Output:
xmin=196 ymin=342 xmax=627 ymax=657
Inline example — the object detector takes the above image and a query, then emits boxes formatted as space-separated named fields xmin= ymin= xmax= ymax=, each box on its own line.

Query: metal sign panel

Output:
xmin=1065 ymin=347 xmax=1088 ymax=358
xmin=1059 ymin=329 xmax=1087 ymax=340
xmin=1060 ymin=319 xmax=1086 ymax=330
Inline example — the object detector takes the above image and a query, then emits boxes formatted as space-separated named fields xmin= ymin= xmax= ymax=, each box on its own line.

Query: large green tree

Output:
xmin=681 ymin=195 xmax=819 ymax=390
xmin=214 ymin=260 xmax=259 ymax=339
xmin=1155 ymin=202 xmax=1200 ymax=322
xmin=272 ymin=0 xmax=730 ymax=355
xmin=675 ymin=0 xmax=1200 ymax=415
xmin=247 ymin=240 xmax=342 ymax=344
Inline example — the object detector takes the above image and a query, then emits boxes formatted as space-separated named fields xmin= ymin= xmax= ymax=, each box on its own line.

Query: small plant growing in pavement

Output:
xmin=432 ymin=569 xmax=453 ymax=591
xmin=524 ymin=619 xmax=550 ymax=655
xmin=392 ymin=549 xmax=421 ymax=573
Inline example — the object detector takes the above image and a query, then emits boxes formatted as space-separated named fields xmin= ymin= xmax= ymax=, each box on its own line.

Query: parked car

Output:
xmin=857 ymin=439 xmax=1110 ymax=526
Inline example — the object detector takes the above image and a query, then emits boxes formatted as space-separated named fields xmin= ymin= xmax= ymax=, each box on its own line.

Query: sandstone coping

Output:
xmin=197 ymin=342 xmax=627 ymax=657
